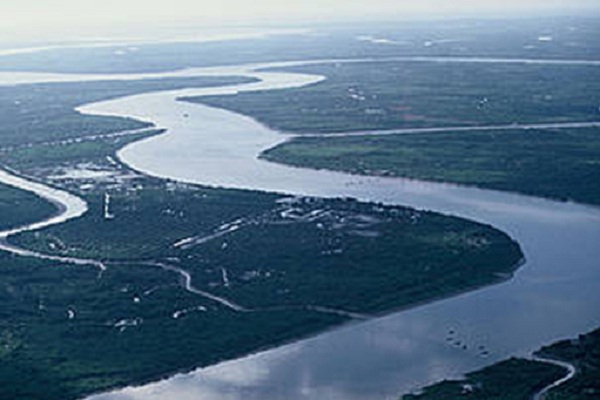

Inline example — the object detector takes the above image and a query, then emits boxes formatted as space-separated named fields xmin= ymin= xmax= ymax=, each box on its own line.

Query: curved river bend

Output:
xmin=0 ymin=59 xmax=598 ymax=400
xmin=0 ymin=169 xmax=106 ymax=271
xmin=81 ymin=61 xmax=600 ymax=400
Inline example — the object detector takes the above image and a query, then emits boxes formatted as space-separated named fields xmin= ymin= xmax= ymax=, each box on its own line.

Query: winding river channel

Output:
xmin=0 ymin=58 xmax=599 ymax=400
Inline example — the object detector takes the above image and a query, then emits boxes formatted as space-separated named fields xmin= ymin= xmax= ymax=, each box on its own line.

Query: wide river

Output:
xmin=0 ymin=58 xmax=598 ymax=400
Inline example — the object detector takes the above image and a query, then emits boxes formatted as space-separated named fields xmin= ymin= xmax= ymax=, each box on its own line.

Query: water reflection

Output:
xmin=81 ymin=63 xmax=600 ymax=399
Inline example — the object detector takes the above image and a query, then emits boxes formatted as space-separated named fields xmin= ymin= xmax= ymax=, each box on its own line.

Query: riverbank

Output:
xmin=0 ymin=72 xmax=525 ymax=400
xmin=402 ymin=357 xmax=566 ymax=400
xmin=0 ymin=13 xmax=598 ymax=400
xmin=77 ymin=61 xmax=600 ymax=400
xmin=187 ymin=60 xmax=600 ymax=206
xmin=402 ymin=326 xmax=600 ymax=400
xmin=0 ymin=167 xmax=87 ymax=241
xmin=262 ymin=125 xmax=600 ymax=206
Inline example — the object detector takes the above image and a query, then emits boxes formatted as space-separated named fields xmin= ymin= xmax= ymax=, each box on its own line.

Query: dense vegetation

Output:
xmin=264 ymin=127 xmax=600 ymax=205
xmin=402 ymin=358 xmax=565 ymax=400
xmin=0 ymin=253 xmax=343 ymax=400
xmin=538 ymin=328 xmax=600 ymax=399
xmin=402 ymin=327 xmax=600 ymax=400
xmin=193 ymin=61 xmax=600 ymax=133
xmin=4 ymin=21 xmax=596 ymax=398
xmin=183 ymin=200 xmax=521 ymax=314
xmin=0 ymin=75 xmax=254 ymax=147
xmin=0 ymin=183 xmax=56 ymax=230
xmin=191 ymin=60 xmax=600 ymax=204
xmin=5 ymin=134 xmax=523 ymax=314
xmin=0 ymin=142 xmax=523 ymax=399
xmin=0 ymin=76 xmax=524 ymax=399
xmin=1 ymin=131 xmax=279 ymax=259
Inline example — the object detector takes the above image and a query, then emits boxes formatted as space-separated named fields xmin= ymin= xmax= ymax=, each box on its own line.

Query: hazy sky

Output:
xmin=1 ymin=0 xmax=598 ymax=42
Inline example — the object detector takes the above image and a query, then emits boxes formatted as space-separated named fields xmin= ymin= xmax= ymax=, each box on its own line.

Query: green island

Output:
xmin=0 ymin=77 xmax=523 ymax=399
xmin=402 ymin=326 xmax=600 ymax=400
xmin=263 ymin=127 xmax=600 ymax=205
xmin=189 ymin=61 xmax=600 ymax=205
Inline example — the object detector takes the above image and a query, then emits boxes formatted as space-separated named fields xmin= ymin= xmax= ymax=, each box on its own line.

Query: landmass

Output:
xmin=402 ymin=327 xmax=600 ymax=400
xmin=0 ymin=74 xmax=521 ymax=399
xmin=189 ymin=60 xmax=600 ymax=205
xmin=262 ymin=127 xmax=600 ymax=205
xmin=0 ymin=18 xmax=598 ymax=400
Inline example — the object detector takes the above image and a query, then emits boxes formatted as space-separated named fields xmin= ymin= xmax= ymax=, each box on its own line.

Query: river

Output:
xmin=0 ymin=59 xmax=598 ymax=400
xmin=81 ymin=61 xmax=600 ymax=400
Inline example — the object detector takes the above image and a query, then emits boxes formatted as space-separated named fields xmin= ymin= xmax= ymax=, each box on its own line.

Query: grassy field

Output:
xmin=0 ymin=75 xmax=254 ymax=147
xmin=193 ymin=61 xmax=600 ymax=133
xmin=263 ymin=127 xmax=600 ymax=205
xmin=402 ymin=327 xmax=600 ymax=400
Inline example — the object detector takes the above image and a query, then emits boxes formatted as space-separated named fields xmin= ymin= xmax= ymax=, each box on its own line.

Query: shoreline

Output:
xmin=261 ymin=146 xmax=600 ymax=209
xmin=76 ymin=119 xmax=528 ymax=399
xmin=0 ymin=109 xmax=529 ymax=400
xmin=1 ymin=59 xmax=598 ymax=399
xmin=80 ymin=250 xmax=526 ymax=400
xmin=0 ymin=166 xmax=86 ymax=241
xmin=70 ymin=61 xmax=599 ymax=399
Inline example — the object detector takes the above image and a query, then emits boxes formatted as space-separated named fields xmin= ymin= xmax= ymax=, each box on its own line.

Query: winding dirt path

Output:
xmin=148 ymin=261 xmax=248 ymax=312
xmin=531 ymin=356 xmax=577 ymax=400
